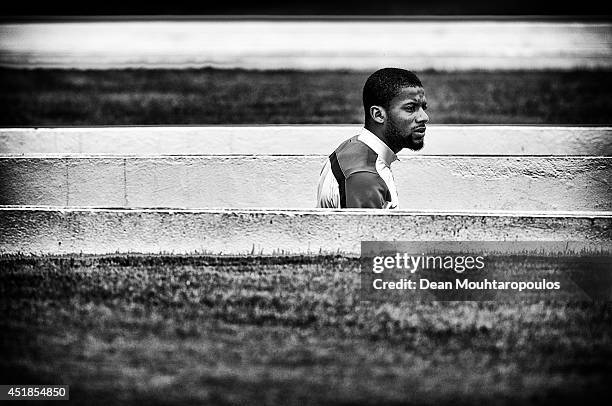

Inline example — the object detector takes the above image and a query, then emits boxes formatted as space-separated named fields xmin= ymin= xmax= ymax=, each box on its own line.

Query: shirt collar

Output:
xmin=357 ymin=127 xmax=399 ymax=166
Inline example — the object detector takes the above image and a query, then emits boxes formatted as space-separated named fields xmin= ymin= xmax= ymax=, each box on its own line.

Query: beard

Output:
xmin=386 ymin=116 xmax=424 ymax=151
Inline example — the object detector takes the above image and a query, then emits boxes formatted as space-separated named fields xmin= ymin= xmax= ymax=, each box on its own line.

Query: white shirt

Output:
xmin=317 ymin=128 xmax=399 ymax=209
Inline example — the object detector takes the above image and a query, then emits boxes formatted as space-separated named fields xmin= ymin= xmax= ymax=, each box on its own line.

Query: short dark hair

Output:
xmin=363 ymin=68 xmax=423 ymax=115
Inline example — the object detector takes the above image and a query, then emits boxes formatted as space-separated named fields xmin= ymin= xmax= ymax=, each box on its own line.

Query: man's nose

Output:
xmin=417 ymin=108 xmax=429 ymax=123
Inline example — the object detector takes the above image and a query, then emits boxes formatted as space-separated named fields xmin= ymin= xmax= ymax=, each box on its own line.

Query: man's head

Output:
xmin=363 ymin=68 xmax=429 ymax=152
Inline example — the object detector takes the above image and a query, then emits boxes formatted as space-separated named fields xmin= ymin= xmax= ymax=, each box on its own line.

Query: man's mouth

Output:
xmin=413 ymin=126 xmax=426 ymax=136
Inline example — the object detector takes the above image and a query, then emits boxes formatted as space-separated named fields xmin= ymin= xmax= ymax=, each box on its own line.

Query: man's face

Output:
xmin=384 ymin=86 xmax=429 ymax=152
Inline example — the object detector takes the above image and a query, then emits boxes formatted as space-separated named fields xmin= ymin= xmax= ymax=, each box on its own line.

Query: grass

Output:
xmin=0 ymin=68 xmax=611 ymax=125
xmin=1 ymin=255 xmax=611 ymax=405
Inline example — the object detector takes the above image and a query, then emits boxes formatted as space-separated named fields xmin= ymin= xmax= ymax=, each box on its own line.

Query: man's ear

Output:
xmin=369 ymin=105 xmax=386 ymax=124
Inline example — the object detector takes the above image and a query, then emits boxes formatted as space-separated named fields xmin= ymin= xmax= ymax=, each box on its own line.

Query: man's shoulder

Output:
xmin=333 ymin=135 xmax=379 ymax=177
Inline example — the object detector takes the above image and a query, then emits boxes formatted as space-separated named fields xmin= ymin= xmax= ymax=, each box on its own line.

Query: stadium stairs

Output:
xmin=1 ymin=125 xmax=611 ymax=255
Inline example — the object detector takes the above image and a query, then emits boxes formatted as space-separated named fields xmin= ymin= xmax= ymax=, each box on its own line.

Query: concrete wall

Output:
xmin=1 ymin=208 xmax=610 ymax=255
xmin=2 ymin=21 xmax=610 ymax=70
xmin=2 ymin=126 xmax=611 ymax=156
xmin=1 ymin=156 xmax=610 ymax=211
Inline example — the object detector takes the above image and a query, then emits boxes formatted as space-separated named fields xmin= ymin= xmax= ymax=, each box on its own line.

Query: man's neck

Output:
xmin=364 ymin=124 xmax=401 ymax=154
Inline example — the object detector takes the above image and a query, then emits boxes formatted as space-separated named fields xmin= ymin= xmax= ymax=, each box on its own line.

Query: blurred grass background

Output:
xmin=1 ymin=256 xmax=610 ymax=405
xmin=1 ymin=68 xmax=611 ymax=125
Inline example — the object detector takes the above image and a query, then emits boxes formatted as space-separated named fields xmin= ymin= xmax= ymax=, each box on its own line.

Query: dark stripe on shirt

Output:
xmin=329 ymin=151 xmax=346 ymax=208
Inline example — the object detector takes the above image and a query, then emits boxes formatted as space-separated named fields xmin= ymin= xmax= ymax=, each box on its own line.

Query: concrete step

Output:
xmin=1 ymin=207 xmax=610 ymax=255
xmin=1 ymin=156 xmax=610 ymax=211
xmin=2 ymin=126 xmax=611 ymax=156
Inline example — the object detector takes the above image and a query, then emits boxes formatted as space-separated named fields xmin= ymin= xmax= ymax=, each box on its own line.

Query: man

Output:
xmin=316 ymin=68 xmax=429 ymax=209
